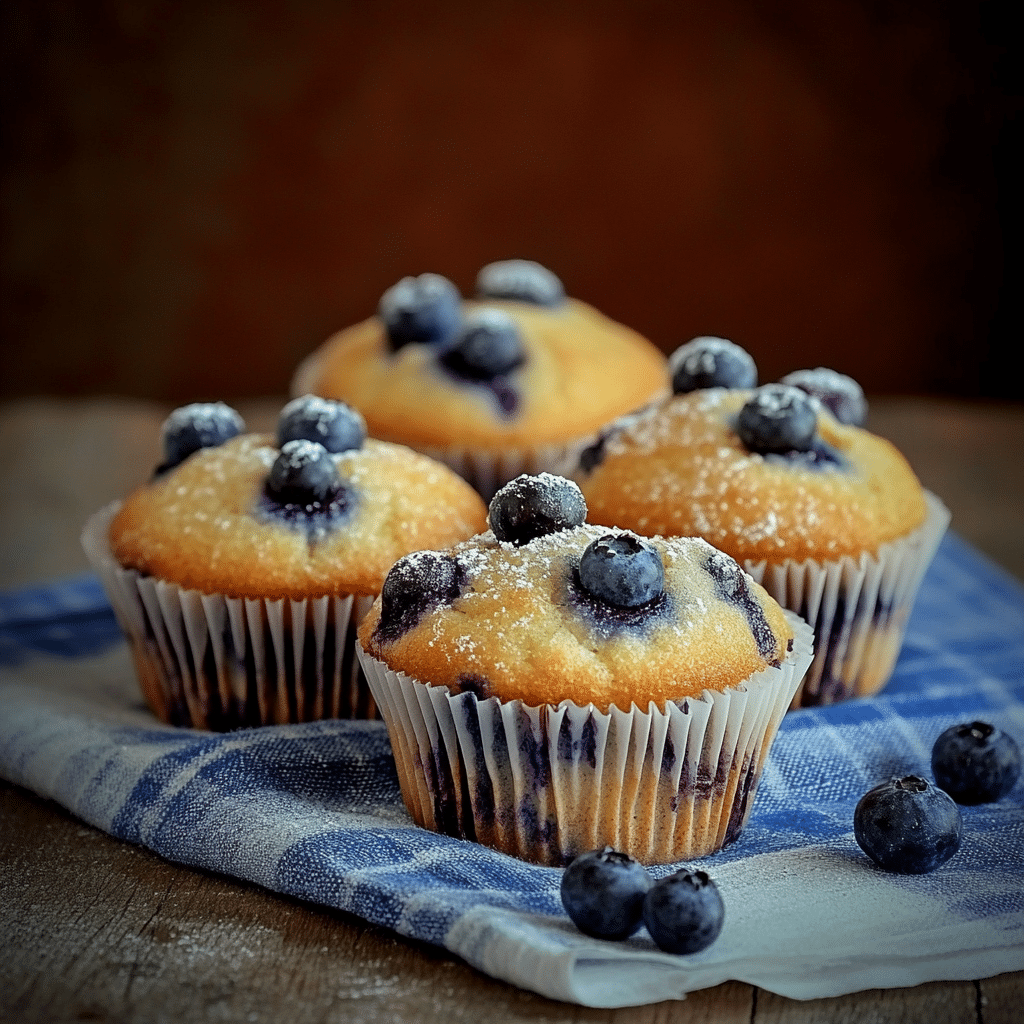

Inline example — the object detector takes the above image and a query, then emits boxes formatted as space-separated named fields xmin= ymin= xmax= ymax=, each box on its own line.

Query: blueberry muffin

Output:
xmin=356 ymin=473 xmax=814 ymax=866
xmin=82 ymin=397 xmax=488 ymax=729
xmin=576 ymin=344 xmax=949 ymax=707
xmin=291 ymin=260 xmax=670 ymax=500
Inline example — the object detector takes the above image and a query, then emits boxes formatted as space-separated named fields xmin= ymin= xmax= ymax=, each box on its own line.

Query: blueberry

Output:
xmin=488 ymin=473 xmax=587 ymax=546
xmin=476 ymin=259 xmax=565 ymax=307
xmin=736 ymin=383 xmax=817 ymax=455
xmin=579 ymin=533 xmax=664 ymax=608
xmin=642 ymin=869 xmax=725 ymax=955
xmin=560 ymin=847 xmax=652 ymax=940
xmin=931 ymin=721 xmax=1022 ymax=805
xmin=780 ymin=367 xmax=868 ymax=426
xmin=670 ymin=337 xmax=757 ymax=394
xmin=854 ymin=775 xmax=963 ymax=874
xmin=439 ymin=308 xmax=525 ymax=380
xmin=374 ymin=550 xmax=467 ymax=644
xmin=277 ymin=395 xmax=366 ymax=453
xmin=378 ymin=273 xmax=462 ymax=351
xmin=160 ymin=402 xmax=245 ymax=471
xmin=265 ymin=439 xmax=342 ymax=508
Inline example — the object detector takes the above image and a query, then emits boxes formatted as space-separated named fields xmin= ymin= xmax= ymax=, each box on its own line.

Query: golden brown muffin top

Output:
xmin=576 ymin=388 xmax=927 ymax=564
xmin=358 ymin=524 xmax=795 ymax=713
xmin=110 ymin=433 xmax=488 ymax=600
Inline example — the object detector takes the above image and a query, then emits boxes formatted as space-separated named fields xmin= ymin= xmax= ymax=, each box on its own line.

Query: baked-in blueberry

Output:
xmin=579 ymin=533 xmax=664 ymax=608
xmin=475 ymin=259 xmax=565 ymax=307
xmin=160 ymin=402 xmax=245 ymax=471
xmin=265 ymin=439 xmax=342 ymax=507
xmin=670 ymin=336 xmax=757 ymax=394
xmin=736 ymin=383 xmax=817 ymax=455
xmin=378 ymin=273 xmax=462 ymax=351
xmin=439 ymin=308 xmax=525 ymax=380
xmin=488 ymin=473 xmax=587 ymax=546
xmin=854 ymin=775 xmax=963 ymax=874
xmin=642 ymin=869 xmax=725 ymax=955
xmin=931 ymin=721 xmax=1021 ymax=805
xmin=374 ymin=549 xmax=467 ymax=644
xmin=560 ymin=847 xmax=652 ymax=940
xmin=277 ymin=395 xmax=366 ymax=453
xmin=780 ymin=367 xmax=868 ymax=426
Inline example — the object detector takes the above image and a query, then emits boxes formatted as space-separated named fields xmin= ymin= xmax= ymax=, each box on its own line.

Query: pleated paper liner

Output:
xmin=357 ymin=612 xmax=813 ymax=866
xmin=82 ymin=502 xmax=377 ymax=730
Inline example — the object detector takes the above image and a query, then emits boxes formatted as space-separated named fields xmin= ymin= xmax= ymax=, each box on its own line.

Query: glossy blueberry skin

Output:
xmin=670 ymin=337 xmax=757 ymax=394
xmin=931 ymin=721 xmax=1022 ymax=805
xmin=439 ymin=308 xmax=525 ymax=380
xmin=476 ymin=259 xmax=565 ymax=307
xmin=780 ymin=367 xmax=868 ymax=427
xmin=265 ymin=439 xmax=341 ymax=507
xmin=488 ymin=473 xmax=587 ymax=546
xmin=736 ymin=384 xmax=817 ymax=455
xmin=374 ymin=550 xmax=467 ymax=644
xmin=642 ymin=869 xmax=725 ymax=955
xmin=579 ymin=533 xmax=664 ymax=609
xmin=378 ymin=273 xmax=462 ymax=351
xmin=160 ymin=402 xmax=245 ymax=471
xmin=854 ymin=775 xmax=963 ymax=874
xmin=560 ymin=847 xmax=652 ymax=940
xmin=277 ymin=395 xmax=366 ymax=453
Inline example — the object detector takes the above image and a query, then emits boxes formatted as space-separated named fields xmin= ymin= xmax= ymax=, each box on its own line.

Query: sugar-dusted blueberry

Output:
xmin=780 ymin=367 xmax=868 ymax=426
xmin=736 ymin=383 xmax=817 ymax=455
xmin=560 ymin=847 xmax=652 ymax=940
xmin=931 ymin=721 xmax=1022 ymax=805
xmin=277 ymin=395 xmax=366 ymax=453
xmin=374 ymin=549 xmax=467 ymax=644
xmin=854 ymin=775 xmax=963 ymax=874
xmin=266 ymin=439 xmax=342 ymax=508
xmin=439 ymin=308 xmax=525 ymax=380
xmin=642 ymin=869 xmax=725 ymax=955
xmin=579 ymin=533 xmax=664 ymax=608
xmin=160 ymin=402 xmax=245 ymax=471
xmin=488 ymin=473 xmax=587 ymax=546
xmin=670 ymin=336 xmax=757 ymax=394
xmin=378 ymin=273 xmax=462 ymax=351
xmin=475 ymin=259 xmax=565 ymax=307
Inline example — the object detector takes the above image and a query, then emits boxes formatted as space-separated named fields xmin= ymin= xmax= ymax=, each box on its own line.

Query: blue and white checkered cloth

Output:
xmin=1 ymin=532 xmax=1022 ymax=1007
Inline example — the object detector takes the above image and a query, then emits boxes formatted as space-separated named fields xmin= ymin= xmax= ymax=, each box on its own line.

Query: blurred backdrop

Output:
xmin=2 ymin=0 xmax=1019 ymax=404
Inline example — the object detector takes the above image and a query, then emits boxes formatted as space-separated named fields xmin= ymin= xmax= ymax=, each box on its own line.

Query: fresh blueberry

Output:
xmin=579 ymin=533 xmax=664 ymax=608
xmin=642 ymin=869 xmax=725 ymax=955
xmin=265 ymin=439 xmax=342 ymax=508
xmin=670 ymin=337 xmax=757 ymax=394
xmin=378 ymin=273 xmax=462 ymax=351
xmin=854 ymin=775 xmax=963 ymax=874
xmin=780 ymin=367 xmax=868 ymax=426
xmin=160 ymin=402 xmax=245 ymax=471
xmin=931 ymin=721 xmax=1022 ymax=805
xmin=373 ymin=550 xmax=467 ymax=644
xmin=736 ymin=383 xmax=817 ymax=455
xmin=277 ymin=395 xmax=366 ymax=453
xmin=475 ymin=259 xmax=565 ymax=307
xmin=439 ymin=308 xmax=525 ymax=380
xmin=488 ymin=473 xmax=587 ymax=546
xmin=560 ymin=847 xmax=652 ymax=941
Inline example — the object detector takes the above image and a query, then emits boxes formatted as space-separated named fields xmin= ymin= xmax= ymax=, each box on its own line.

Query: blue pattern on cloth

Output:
xmin=1 ymin=532 xmax=1022 ymax=1008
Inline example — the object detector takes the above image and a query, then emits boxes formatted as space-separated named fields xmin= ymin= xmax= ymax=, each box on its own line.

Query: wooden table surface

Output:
xmin=2 ymin=395 xmax=1022 ymax=1024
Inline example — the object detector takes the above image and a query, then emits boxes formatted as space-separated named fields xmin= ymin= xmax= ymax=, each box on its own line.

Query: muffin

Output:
xmin=356 ymin=473 xmax=814 ymax=866
xmin=291 ymin=260 xmax=670 ymax=500
xmin=576 ymin=342 xmax=949 ymax=707
xmin=82 ymin=397 xmax=487 ymax=729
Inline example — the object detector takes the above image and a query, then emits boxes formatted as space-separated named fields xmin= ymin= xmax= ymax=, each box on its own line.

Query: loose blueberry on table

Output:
xmin=931 ymin=721 xmax=1022 ymax=805
xmin=853 ymin=775 xmax=963 ymax=874
xmin=578 ymin=533 xmax=665 ymax=609
xmin=560 ymin=847 xmax=652 ymax=940
xmin=439 ymin=308 xmax=526 ymax=380
xmin=378 ymin=273 xmax=462 ymax=351
xmin=780 ymin=367 xmax=868 ymax=427
xmin=642 ymin=869 xmax=725 ymax=955
xmin=736 ymin=383 xmax=818 ymax=455
xmin=277 ymin=395 xmax=366 ymax=453
xmin=488 ymin=473 xmax=587 ymax=546
xmin=159 ymin=402 xmax=245 ymax=471
xmin=475 ymin=259 xmax=565 ymax=307
xmin=670 ymin=336 xmax=758 ymax=394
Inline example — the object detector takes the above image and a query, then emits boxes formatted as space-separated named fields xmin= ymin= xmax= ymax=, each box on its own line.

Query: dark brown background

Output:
xmin=2 ymin=0 xmax=1019 ymax=405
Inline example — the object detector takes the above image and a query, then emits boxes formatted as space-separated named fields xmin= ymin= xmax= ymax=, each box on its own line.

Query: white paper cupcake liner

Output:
xmin=82 ymin=503 xmax=377 ymax=729
xmin=743 ymin=490 xmax=949 ymax=708
xmin=357 ymin=612 xmax=813 ymax=866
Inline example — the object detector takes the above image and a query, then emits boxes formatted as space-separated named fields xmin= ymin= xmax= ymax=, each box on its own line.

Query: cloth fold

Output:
xmin=2 ymin=533 xmax=1022 ymax=1008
